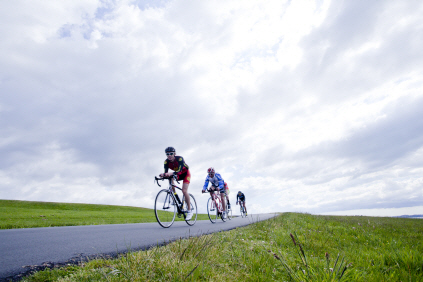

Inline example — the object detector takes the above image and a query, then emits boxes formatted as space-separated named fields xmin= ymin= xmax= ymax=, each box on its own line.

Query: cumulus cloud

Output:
xmin=1 ymin=0 xmax=422 ymax=216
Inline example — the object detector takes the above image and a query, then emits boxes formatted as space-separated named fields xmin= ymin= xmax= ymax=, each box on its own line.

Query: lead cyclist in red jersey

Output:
xmin=159 ymin=147 xmax=193 ymax=220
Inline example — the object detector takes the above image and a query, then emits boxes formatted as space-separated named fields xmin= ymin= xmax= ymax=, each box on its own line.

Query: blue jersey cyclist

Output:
xmin=201 ymin=167 xmax=231 ymax=219
xmin=237 ymin=191 xmax=247 ymax=216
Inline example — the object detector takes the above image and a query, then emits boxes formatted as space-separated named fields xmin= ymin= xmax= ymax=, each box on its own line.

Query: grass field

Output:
xmin=0 ymin=200 xmax=209 ymax=229
xmin=21 ymin=212 xmax=423 ymax=281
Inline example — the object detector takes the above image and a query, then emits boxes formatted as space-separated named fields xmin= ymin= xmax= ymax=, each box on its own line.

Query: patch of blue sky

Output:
xmin=58 ymin=21 xmax=95 ymax=40
xmin=57 ymin=10 xmax=99 ymax=40
xmin=95 ymin=0 xmax=116 ymax=20
xmin=133 ymin=0 xmax=170 ymax=10
xmin=82 ymin=24 xmax=94 ymax=40
xmin=58 ymin=24 xmax=75 ymax=38
xmin=231 ymin=43 xmax=280 ymax=69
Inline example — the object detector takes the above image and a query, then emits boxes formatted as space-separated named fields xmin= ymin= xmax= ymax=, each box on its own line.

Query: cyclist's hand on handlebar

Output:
xmin=201 ymin=190 xmax=206 ymax=194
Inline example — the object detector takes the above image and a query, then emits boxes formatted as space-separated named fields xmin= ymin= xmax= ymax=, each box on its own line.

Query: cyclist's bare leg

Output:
xmin=209 ymin=186 xmax=215 ymax=197
xmin=209 ymin=189 xmax=217 ymax=210
xmin=220 ymin=192 xmax=226 ymax=212
xmin=170 ymin=179 xmax=176 ymax=193
xmin=182 ymin=182 xmax=190 ymax=209
xmin=171 ymin=177 xmax=190 ymax=209
xmin=243 ymin=201 xmax=247 ymax=213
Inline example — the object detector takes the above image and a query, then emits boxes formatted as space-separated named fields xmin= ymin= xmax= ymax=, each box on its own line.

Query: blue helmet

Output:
xmin=165 ymin=147 xmax=175 ymax=153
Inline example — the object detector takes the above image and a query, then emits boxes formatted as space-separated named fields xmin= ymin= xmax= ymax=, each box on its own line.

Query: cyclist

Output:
xmin=236 ymin=191 xmax=247 ymax=216
xmin=201 ymin=167 xmax=230 ymax=219
xmin=159 ymin=147 xmax=193 ymax=220
xmin=224 ymin=182 xmax=231 ymax=210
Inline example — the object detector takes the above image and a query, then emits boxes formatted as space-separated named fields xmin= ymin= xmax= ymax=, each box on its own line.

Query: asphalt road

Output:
xmin=0 ymin=213 xmax=277 ymax=281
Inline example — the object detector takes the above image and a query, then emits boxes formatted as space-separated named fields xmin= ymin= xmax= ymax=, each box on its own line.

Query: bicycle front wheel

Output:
xmin=154 ymin=189 xmax=176 ymax=228
xmin=182 ymin=193 xmax=197 ymax=226
xmin=240 ymin=205 xmax=245 ymax=218
xmin=207 ymin=197 xmax=218 ymax=223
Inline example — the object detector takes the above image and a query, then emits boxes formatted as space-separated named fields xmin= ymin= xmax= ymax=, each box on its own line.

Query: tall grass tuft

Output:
xmin=271 ymin=232 xmax=350 ymax=281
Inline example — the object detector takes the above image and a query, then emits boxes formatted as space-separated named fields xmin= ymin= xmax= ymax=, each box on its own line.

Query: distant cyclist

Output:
xmin=159 ymin=147 xmax=193 ymax=220
xmin=236 ymin=191 xmax=247 ymax=216
xmin=202 ymin=167 xmax=231 ymax=219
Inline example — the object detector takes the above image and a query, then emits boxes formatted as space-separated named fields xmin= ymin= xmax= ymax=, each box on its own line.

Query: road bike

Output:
xmin=154 ymin=175 xmax=197 ymax=228
xmin=239 ymin=200 xmax=247 ymax=217
xmin=205 ymin=188 xmax=229 ymax=223
xmin=226 ymin=201 xmax=232 ymax=220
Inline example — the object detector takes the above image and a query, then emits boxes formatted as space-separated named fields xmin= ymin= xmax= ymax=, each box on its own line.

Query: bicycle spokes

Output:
xmin=155 ymin=190 xmax=177 ymax=228
xmin=162 ymin=193 xmax=171 ymax=210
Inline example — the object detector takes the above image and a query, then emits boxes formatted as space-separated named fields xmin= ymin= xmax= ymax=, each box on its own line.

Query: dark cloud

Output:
xmin=328 ymin=96 xmax=423 ymax=169
xmin=300 ymin=1 xmax=423 ymax=103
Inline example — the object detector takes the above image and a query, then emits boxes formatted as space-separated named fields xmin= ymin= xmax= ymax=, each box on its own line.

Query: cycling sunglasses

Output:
xmin=166 ymin=153 xmax=174 ymax=156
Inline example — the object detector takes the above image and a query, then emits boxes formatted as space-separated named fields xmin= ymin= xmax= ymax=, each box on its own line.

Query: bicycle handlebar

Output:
xmin=154 ymin=176 xmax=162 ymax=187
xmin=155 ymin=174 xmax=180 ymax=187
xmin=205 ymin=187 xmax=219 ymax=193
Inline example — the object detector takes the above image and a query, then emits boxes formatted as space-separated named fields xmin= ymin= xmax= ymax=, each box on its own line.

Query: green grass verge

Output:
xmin=0 ymin=200 xmax=209 ymax=229
xmin=22 ymin=213 xmax=423 ymax=281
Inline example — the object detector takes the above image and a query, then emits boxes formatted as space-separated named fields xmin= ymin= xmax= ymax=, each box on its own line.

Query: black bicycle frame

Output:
xmin=156 ymin=176 xmax=186 ymax=216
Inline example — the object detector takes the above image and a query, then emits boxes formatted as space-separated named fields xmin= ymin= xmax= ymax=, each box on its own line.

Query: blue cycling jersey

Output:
xmin=203 ymin=172 xmax=225 ymax=191
xmin=237 ymin=193 xmax=245 ymax=201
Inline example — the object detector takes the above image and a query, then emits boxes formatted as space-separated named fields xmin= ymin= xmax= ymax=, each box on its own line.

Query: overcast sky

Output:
xmin=1 ymin=0 xmax=422 ymax=216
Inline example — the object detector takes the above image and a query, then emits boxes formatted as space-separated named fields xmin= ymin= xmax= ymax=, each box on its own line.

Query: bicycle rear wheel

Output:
xmin=154 ymin=189 xmax=176 ymax=228
xmin=207 ymin=197 xmax=218 ymax=223
xmin=182 ymin=193 xmax=197 ymax=226
xmin=219 ymin=198 xmax=227 ymax=222
xmin=240 ymin=205 xmax=245 ymax=218
xmin=227 ymin=204 xmax=232 ymax=220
